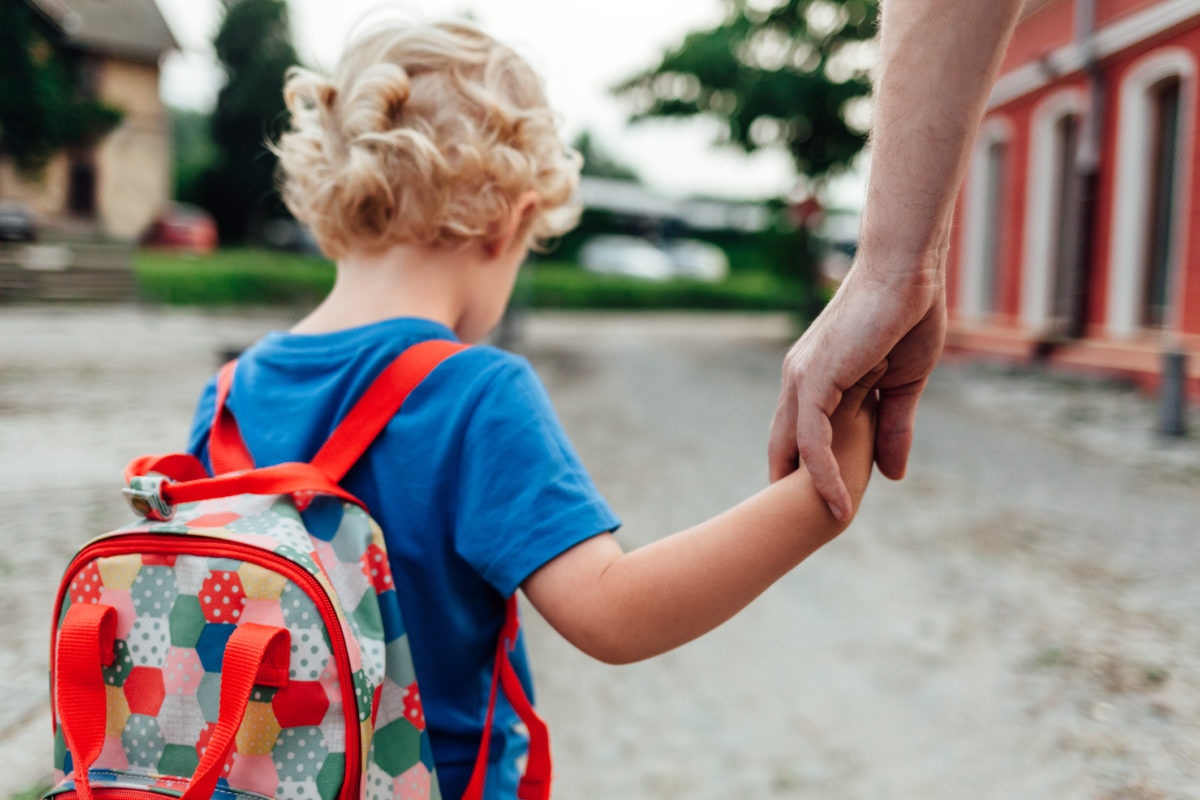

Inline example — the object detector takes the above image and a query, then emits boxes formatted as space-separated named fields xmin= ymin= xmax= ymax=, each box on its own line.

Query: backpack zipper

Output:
xmin=51 ymin=790 xmax=178 ymax=800
xmin=52 ymin=534 xmax=363 ymax=800
xmin=50 ymin=788 xmax=266 ymax=800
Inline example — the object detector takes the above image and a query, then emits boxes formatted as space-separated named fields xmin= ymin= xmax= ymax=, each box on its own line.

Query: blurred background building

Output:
xmin=0 ymin=0 xmax=176 ymax=242
xmin=948 ymin=0 xmax=1200 ymax=398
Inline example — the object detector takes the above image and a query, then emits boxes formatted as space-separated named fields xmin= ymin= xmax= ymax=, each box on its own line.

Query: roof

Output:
xmin=29 ymin=0 xmax=178 ymax=64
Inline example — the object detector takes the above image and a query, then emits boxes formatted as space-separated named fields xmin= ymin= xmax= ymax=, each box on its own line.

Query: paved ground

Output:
xmin=2 ymin=307 xmax=1198 ymax=798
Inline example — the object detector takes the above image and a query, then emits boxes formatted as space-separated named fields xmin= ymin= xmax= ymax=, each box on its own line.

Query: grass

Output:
xmin=133 ymin=249 xmax=805 ymax=312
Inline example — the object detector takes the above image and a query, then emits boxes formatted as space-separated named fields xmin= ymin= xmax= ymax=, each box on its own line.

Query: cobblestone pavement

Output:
xmin=2 ymin=307 xmax=1198 ymax=798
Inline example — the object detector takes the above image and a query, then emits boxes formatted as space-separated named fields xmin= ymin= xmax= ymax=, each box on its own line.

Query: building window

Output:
xmin=962 ymin=118 xmax=1014 ymax=322
xmin=1022 ymin=89 xmax=1087 ymax=333
xmin=979 ymin=140 xmax=1009 ymax=315
xmin=1050 ymin=114 xmax=1080 ymax=320
xmin=1108 ymin=48 xmax=1195 ymax=338
xmin=1142 ymin=76 xmax=1182 ymax=328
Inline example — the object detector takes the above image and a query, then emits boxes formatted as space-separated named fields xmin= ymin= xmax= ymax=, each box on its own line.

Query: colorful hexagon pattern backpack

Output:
xmin=46 ymin=340 xmax=552 ymax=800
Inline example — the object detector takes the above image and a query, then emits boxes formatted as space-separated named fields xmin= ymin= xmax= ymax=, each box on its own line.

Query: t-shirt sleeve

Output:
xmin=454 ymin=356 xmax=621 ymax=596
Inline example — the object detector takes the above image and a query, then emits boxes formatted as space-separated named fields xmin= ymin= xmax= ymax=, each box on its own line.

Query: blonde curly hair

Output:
xmin=273 ymin=18 xmax=582 ymax=258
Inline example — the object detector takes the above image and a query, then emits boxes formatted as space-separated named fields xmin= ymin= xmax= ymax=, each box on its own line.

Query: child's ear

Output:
xmin=487 ymin=191 xmax=540 ymax=258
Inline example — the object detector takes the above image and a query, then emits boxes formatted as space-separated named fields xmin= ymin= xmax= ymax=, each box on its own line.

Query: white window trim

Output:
xmin=960 ymin=117 xmax=1014 ymax=323
xmin=1021 ymin=88 xmax=1087 ymax=331
xmin=1107 ymin=48 xmax=1196 ymax=338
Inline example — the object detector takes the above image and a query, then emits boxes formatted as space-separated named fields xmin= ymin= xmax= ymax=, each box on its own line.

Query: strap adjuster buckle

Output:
xmin=122 ymin=476 xmax=175 ymax=521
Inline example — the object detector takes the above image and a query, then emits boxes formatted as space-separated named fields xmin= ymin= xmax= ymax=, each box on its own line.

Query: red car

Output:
xmin=142 ymin=204 xmax=218 ymax=254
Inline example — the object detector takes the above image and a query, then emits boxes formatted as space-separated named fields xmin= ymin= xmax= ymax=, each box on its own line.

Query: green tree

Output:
xmin=615 ymin=0 xmax=877 ymax=183
xmin=169 ymin=107 xmax=217 ymax=205
xmin=615 ymin=0 xmax=877 ymax=320
xmin=573 ymin=130 xmax=641 ymax=183
xmin=201 ymin=0 xmax=299 ymax=243
xmin=0 ymin=0 xmax=122 ymax=177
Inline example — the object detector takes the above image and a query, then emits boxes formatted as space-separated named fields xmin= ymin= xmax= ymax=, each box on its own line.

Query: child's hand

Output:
xmin=827 ymin=363 xmax=882 ymax=521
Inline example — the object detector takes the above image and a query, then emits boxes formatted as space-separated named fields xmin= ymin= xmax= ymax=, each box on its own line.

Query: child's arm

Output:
xmin=521 ymin=370 xmax=879 ymax=665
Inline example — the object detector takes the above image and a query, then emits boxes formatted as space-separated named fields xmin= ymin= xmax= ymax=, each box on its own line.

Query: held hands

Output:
xmin=825 ymin=359 xmax=881 ymax=523
xmin=768 ymin=261 xmax=947 ymax=520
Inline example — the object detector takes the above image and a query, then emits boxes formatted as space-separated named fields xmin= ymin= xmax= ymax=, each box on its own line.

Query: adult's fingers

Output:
xmin=873 ymin=383 xmax=922 ymax=480
xmin=795 ymin=409 xmax=851 ymax=521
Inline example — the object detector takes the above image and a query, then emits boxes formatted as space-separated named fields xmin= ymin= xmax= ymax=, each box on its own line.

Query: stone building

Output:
xmin=0 ymin=0 xmax=177 ymax=242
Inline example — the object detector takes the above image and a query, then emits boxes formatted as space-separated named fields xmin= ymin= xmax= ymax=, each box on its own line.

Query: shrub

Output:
xmin=522 ymin=262 xmax=803 ymax=311
xmin=134 ymin=250 xmax=805 ymax=312
xmin=135 ymin=249 xmax=334 ymax=306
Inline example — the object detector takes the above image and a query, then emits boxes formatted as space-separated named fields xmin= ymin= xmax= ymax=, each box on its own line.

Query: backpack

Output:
xmin=46 ymin=339 xmax=552 ymax=800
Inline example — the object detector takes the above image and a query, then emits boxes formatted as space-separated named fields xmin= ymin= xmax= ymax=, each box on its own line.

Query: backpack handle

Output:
xmin=54 ymin=604 xmax=115 ymax=800
xmin=55 ymin=603 xmax=289 ymax=800
xmin=179 ymin=624 xmax=291 ymax=800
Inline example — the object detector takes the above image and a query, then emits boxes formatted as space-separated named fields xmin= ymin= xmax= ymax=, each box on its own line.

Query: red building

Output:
xmin=947 ymin=0 xmax=1200 ymax=397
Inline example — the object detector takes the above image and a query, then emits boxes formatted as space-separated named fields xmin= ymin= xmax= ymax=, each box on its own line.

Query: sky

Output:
xmin=155 ymin=0 xmax=868 ymax=205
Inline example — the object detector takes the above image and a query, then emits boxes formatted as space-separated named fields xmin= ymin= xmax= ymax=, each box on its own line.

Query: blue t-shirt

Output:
xmin=186 ymin=317 xmax=620 ymax=799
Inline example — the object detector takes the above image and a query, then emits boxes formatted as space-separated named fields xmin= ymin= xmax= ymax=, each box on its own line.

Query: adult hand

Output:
xmin=767 ymin=258 xmax=947 ymax=519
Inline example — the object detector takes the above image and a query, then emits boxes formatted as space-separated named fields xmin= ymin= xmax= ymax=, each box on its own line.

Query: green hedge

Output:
xmin=135 ymin=249 xmax=336 ymax=306
xmin=134 ymin=249 xmax=804 ymax=312
xmin=521 ymin=263 xmax=803 ymax=311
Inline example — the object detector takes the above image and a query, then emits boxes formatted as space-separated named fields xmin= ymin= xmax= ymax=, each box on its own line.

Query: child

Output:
xmin=186 ymin=17 xmax=877 ymax=799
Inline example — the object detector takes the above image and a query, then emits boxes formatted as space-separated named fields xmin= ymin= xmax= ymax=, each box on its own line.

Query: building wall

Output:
xmin=950 ymin=1 xmax=1200 ymax=392
xmin=94 ymin=57 xmax=171 ymax=241
xmin=1001 ymin=0 xmax=1076 ymax=74
xmin=1096 ymin=0 xmax=1170 ymax=29
xmin=0 ymin=154 xmax=70 ymax=222
xmin=0 ymin=56 xmax=169 ymax=242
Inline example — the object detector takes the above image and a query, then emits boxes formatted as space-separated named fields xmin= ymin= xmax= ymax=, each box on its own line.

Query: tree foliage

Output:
xmin=200 ymin=0 xmax=299 ymax=243
xmin=573 ymin=130 xmax=641 ymax=183
xmin=0 ymin=0 xmax=122 ymax=177
xmin=615 ymin=0 xmax=877 ymax=183
xmin=169 ymin=107 xmax=217 ymax=205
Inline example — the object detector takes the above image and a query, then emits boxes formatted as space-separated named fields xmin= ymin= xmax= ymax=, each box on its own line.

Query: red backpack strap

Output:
xmin=310 ymin=339 xmax=469 ymax=481
xmin=209 ymin=359 xmax=255 ymax=474
xmin=463 ymin=597 xmax=553 ymax=800
xmin=210 ymin=339 xmax=466 ymax=481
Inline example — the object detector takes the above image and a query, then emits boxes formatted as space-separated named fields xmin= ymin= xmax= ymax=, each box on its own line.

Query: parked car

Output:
xmin=142 ymin=204 xmax=218 ymax=254
xmin=0 ymin=201 xmax=37 ymax=243
xmin=662 ymin=238 xmax=729 ymax=282
xmin=580 ymin=234 xmax=677 ymax=281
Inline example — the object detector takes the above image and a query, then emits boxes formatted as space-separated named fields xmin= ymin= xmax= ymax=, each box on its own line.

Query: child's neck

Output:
xmin=292 ymin=243 xmax=479 ymax=337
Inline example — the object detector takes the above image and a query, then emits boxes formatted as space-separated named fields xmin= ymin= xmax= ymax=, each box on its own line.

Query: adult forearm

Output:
xmin=859 ymin=0 xmax=1024 ymax=275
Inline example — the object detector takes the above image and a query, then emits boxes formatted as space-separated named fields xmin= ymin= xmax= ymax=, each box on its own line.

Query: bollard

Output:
xmin=1158 ymin=349 xmax=1189 ymax=438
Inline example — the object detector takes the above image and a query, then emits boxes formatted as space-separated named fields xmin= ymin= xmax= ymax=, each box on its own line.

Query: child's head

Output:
xmin=274 ymin=18 xmax=581 ymax=260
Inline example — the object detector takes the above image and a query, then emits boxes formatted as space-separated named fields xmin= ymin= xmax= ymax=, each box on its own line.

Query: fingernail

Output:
xmin=827 ymin=501 xmax=845 ymax=521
